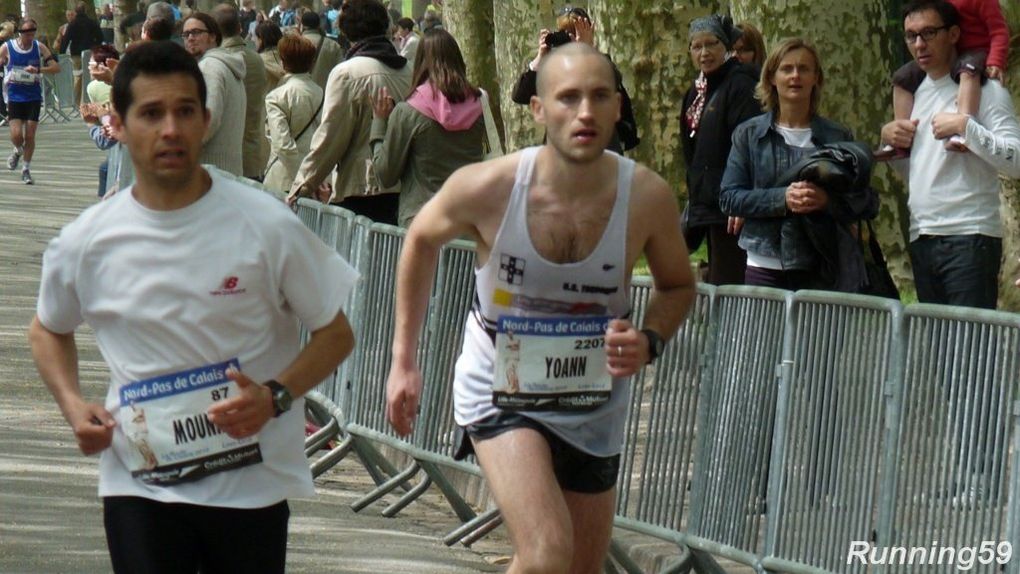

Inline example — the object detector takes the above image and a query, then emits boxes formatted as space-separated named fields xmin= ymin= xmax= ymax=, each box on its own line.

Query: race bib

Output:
xmin=117 ymin=359 xmax=262 ymax=486
xmin=8 ymin=67 xmax=37 ymax=85
xmin=493 ymin=316 xmax=612 ymax=411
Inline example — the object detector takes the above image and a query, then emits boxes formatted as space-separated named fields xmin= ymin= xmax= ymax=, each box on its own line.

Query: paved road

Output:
xmin=0 ymin=121 xmax=509 ymax=573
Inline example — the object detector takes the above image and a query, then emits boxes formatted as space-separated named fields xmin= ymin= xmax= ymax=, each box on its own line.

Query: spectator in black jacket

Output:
xmin=63 ymin=2 xmax=104 ymax=106
xmin=510 ymin=6 xmax=639 ymax=153
xmin=680 ymin=14 xmax=762 ymax=285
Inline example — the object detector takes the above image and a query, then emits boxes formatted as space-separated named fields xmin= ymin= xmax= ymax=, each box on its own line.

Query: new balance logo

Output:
xmin=210 ymin=276 xmax=247 ymax=296
xmin=602 ymin=264 xmax=615 ymax=271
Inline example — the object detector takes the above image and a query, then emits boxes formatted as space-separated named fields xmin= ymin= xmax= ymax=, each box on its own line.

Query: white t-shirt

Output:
xmin=901 ymin=75 xmax=1020 ymax=241
xmin=37 ymin=169 xmax=359 ymax=508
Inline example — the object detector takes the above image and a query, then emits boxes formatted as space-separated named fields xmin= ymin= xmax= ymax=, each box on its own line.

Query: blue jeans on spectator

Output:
xmin=909 ymin=234 xmax=1001 ymax=309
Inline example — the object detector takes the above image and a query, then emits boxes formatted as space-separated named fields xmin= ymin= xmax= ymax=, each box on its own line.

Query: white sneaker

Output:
xmin=6 ymin=149 xmax=20 ymax=170
xmin=21 ymin=169 xmax=32 ymax=185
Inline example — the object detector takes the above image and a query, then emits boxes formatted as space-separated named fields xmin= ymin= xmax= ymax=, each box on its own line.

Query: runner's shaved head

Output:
xmin=535 ymin=42 xmax=616 ymax=97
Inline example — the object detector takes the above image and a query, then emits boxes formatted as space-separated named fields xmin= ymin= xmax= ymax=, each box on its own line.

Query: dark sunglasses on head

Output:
xmin=19 ymin=28 xmax=37 ymax=33
xmin=558 ymin=5 xmax=589 ymax=20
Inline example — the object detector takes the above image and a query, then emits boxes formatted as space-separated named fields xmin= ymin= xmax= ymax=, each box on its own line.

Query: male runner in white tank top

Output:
xmin=386 ymin=42 xmax=695 ymax=572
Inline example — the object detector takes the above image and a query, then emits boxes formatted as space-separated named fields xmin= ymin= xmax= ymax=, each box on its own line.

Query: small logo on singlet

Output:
xmin=602 ymin=264 xmax=615 ymax=271
xmin=210 ymin=276 xmax=247 ymax=296
xmin=499 ymin=254 xmax=525 ymax=285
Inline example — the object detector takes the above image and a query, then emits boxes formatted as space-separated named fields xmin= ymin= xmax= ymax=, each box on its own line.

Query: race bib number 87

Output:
xmin=117 ymin=359 xmax=262 ymax=486
xmin=493 ymin=316 xmax=612 ymax=411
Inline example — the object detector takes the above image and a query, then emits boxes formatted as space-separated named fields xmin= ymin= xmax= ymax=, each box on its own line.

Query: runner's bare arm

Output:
xmin=605 ymin=166 xmax=695 ymax=373
xmin=385 ymin=159 xmax=514 ymax=436
xmin=39 ymin=44 xmax=60 ymax=74
xmin=0 ymin=43 xmax=8 ymax=68
xmin=28 ymin=316 xmax=116 ymax=455
xmin=207 ymin=310 xmax=354 ymax=438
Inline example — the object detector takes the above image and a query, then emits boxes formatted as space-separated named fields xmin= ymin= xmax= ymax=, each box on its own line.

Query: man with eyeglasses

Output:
xmin=0 ymin=18 xmax=59 ymax=185
xmin=880 ymin=0 xmax=1020 ymax=309
xmin=182 ymin=12 xmax=246 ymax=176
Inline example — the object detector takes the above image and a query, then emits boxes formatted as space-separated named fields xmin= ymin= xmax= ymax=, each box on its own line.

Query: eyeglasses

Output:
xmin=690 ymin=39 xmax=722 ymax=53
xmin=181 ymin=29 xmax=209 ymax=39
xmin=904 ymin=26 xmax=947 ymax=44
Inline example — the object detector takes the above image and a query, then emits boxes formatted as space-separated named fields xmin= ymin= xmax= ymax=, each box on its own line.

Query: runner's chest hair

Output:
xmin=526 ymin=185 xmax=616 ymax=265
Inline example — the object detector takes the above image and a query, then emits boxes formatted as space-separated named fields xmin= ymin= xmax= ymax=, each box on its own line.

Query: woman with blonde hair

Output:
xmin=720 ymin=38 xmax=878 ymax=290
xmin=369 ymin=28 xmax=485 ymax=227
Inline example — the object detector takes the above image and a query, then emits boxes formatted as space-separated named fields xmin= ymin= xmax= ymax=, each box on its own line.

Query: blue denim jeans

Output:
xmin=908 ymin=234 xmax=1001 ymax=309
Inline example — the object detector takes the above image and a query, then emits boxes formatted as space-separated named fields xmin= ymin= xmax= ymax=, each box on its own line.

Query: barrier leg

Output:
xmin=304 ymin=418 xmax=340 ymax=456
xmin=381 ymin=473 xmax=432 ymax=517
xmin=420 ymin=460 xmax=477 ymax=522
xmin=310 ymin=435 xmax=354 ymax=478
xmin=604 ymin=539 xmax=647 ymax=574
xmin=443 ymin=507 xmax=500 ymax=546
xmin=351 ymin=461 xmax=421 ymax=512
xmin=688 ymin=548 xmax=727 ymax=574
xmin=459 ymin=514 xmax=503 ymax=547
xmin=351 ymin=438 xmax=407 ymax=489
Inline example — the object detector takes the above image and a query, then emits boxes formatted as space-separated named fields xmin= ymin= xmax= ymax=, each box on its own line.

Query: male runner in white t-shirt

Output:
xmin=28 ymin=41 xmax=358 ymax=573
xmin=385 ymin=42 xmax=695 ymax=573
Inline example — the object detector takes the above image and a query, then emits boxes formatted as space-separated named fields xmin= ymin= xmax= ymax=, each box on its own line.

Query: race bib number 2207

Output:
xmin=493 ymin=316 xmax=612 ymax=411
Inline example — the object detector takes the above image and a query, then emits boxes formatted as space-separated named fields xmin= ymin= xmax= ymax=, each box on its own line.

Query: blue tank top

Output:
xmin=6 ymin=39 xmax=42 ymax=103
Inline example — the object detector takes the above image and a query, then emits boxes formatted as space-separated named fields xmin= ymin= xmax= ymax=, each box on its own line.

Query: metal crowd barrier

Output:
xmin=288 ymin=199 xmax=1020 ymax=573
xmin=882 ymin=304 xmax=1020 ymax=574
xmin=612 ymin=280 xmax=714 ymax=568
xmin=761 ymin=291 xmax=902 ymax=573
xmin=41 ymin=54 xmax=77 ymax=123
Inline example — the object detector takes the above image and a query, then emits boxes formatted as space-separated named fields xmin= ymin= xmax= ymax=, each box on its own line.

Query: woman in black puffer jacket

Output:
xmin=681 ymin=14 xmax=762 ymax=285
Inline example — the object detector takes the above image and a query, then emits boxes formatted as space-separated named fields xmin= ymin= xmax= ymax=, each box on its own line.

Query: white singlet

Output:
xmin=453 ymin=147 xmax=634 ymax=457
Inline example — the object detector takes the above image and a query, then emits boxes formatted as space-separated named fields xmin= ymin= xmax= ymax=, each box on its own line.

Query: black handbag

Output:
xmin=858 ymin=220 xmax=899 ymax=300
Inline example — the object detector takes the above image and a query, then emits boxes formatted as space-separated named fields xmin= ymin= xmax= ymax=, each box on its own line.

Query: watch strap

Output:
xmin=640 ymin=328 xmax=664 ymax=364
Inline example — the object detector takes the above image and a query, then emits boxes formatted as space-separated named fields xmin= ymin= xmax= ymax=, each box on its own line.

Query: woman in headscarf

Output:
xmin=680 ymin=14 xmax=762 ymax=285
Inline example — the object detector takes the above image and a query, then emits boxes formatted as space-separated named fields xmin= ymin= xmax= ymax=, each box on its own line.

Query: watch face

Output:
xmin=275 ymin=388 xmax=293 ymax=413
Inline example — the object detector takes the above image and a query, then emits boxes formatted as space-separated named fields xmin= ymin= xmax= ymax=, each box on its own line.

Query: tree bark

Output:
xmin=491 ymin=0 xmax=552 ymax=152
xmin=588 ymin=1 xmax=720 ymax=190
xmin=443 ymin=0 xmax=504 ymax=147
xmin=24 ymin=0 xmax=67 ymax=49
xmin=730 ymin=0 xmax=914 ymax=296
xmin=996 ymin=0 xmax=1020 ymax=310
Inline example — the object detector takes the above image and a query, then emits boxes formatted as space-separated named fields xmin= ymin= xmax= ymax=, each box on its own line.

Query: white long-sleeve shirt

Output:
xmin=895 ymin=74 xmax=1020 ymax=241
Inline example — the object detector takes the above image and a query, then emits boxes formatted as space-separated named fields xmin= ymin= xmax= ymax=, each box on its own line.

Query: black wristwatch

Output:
xmin=641 ymin=329 xmax=665 ymax=364
xmin=265 ymin=380 xmax=293 ymax=418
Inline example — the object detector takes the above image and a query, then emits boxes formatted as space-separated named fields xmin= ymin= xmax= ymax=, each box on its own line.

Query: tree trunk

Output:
xmin=113 ymin=0 xmax=133 ymax=51
xmin=491 ymin=0 xmax=553 ymax=152
xmin=997 ymin=0 xmax=1020 ymax=311
xmin=0 ymin=0 xmax=20 ymax=20
xmin=588 ymin=1 xmax=719 ymax=190
xmin=24 ymin=0 xmax=67 ymax=49
xmin=730 ymin=0 xmax=914 ymax=295
xmin=443 ymin=0 xmax=505 ymax=148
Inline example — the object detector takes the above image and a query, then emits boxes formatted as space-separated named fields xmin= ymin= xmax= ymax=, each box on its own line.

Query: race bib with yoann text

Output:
xmin=493 ymin=315 xmax=611 ymax=411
